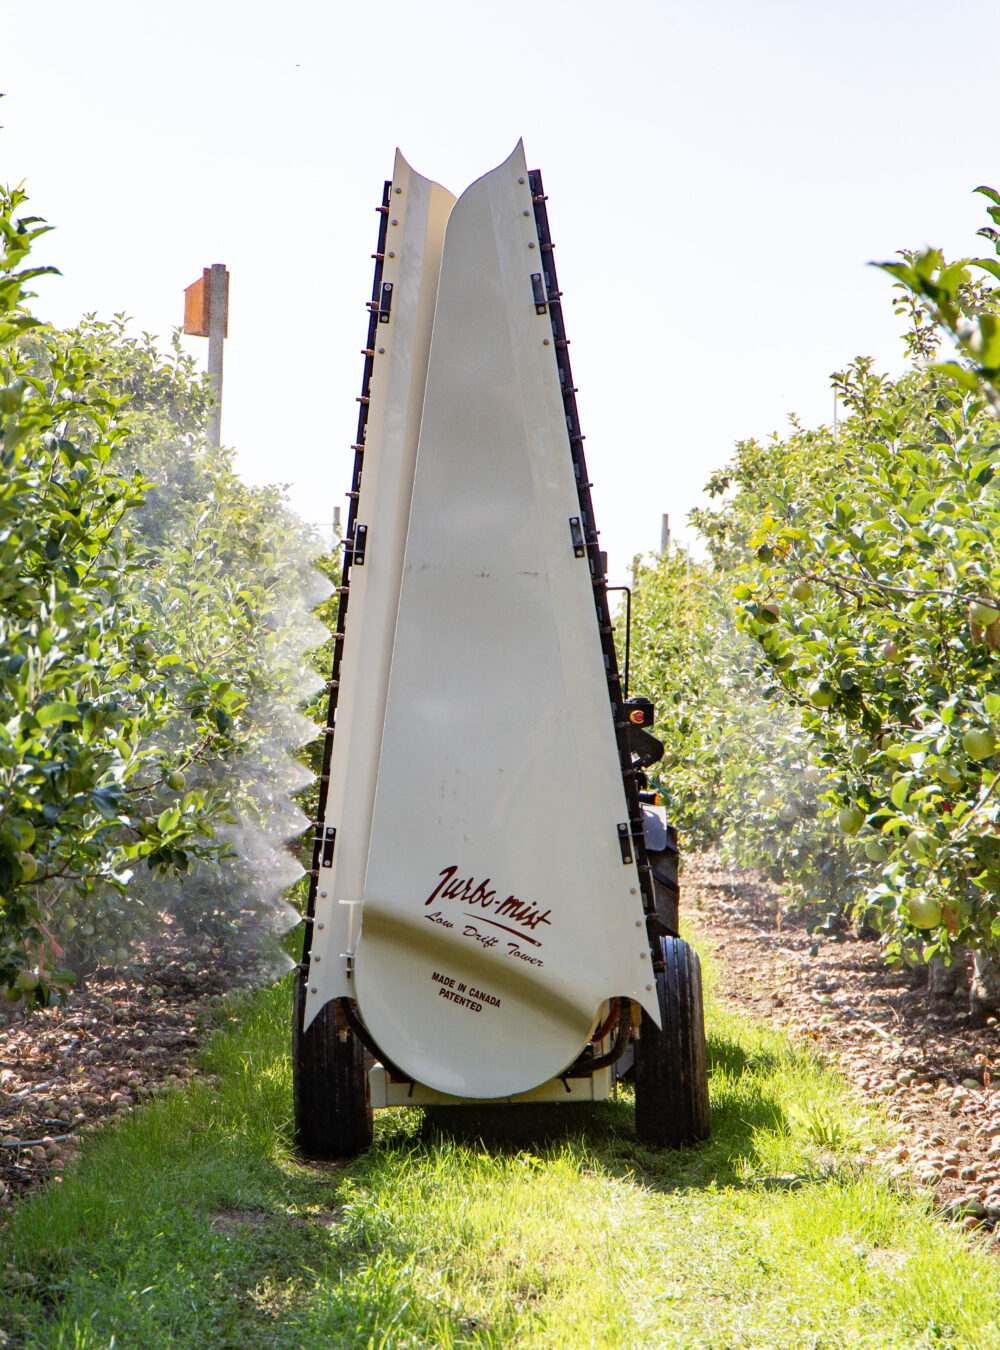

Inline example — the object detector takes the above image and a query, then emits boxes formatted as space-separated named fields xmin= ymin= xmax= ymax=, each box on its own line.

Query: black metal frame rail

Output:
xmin=300 ymin=181 xmax=392 ymax=966
xmin=528 ymin=169 xmax=660 ymax=965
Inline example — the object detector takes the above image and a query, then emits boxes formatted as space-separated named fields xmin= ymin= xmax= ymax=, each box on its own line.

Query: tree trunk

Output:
xmin=927 ymin=953 xmax=960 ymax=997
xmin=970 ymin=951 xmax=1000 ymax=1023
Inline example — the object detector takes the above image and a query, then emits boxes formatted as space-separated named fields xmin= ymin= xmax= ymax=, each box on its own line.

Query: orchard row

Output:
xmin=632 ymin=188 xmax=1000 ymax=1001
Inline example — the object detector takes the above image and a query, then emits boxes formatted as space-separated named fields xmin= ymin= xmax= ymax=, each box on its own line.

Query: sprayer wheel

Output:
xmin=293 ymin=977 xmax=373 ymax=1160
xmin=634 ymin=936 xmax=710 ymax=1147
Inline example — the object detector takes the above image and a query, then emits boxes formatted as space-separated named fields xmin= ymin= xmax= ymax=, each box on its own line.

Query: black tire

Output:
xmin=647 ymin=823 xmax=680 ymax=934
xmin=292 ymin=974 xmax=373 ymax=1159
xmin=634 ymin=936 xmax=710 ymax=1147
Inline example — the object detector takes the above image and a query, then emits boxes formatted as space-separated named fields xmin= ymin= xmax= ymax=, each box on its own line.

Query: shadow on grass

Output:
xmin=707 ymin=1035 xmax=783 ymax=1079
xmin=384 ymin=1024 xmax=805 ymax=1197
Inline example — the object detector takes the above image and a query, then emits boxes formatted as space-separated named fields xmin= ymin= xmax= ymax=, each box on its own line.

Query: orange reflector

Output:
xmin=629 ymin=709 xmax=644 ymax=724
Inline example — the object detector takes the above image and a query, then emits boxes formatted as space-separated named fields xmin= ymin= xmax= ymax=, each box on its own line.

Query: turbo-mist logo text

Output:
xmin=424 ymin=864 xmax=552 ymax=943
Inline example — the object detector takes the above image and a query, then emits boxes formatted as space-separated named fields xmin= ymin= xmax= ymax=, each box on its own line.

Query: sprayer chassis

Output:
xmin=294 ymin=144 xmax=709 ymax=1154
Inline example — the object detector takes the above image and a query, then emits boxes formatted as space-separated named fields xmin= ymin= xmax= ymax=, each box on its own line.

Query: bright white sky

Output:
xmin=4 ymin=0 xmax=999 ymax=580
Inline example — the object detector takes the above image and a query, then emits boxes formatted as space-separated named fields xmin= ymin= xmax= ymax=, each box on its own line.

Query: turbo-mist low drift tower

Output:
xmin=294 ymin=143 xmax=709 ymax=1156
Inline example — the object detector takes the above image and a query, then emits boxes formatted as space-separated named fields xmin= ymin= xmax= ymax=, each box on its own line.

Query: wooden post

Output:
xmin=660 ymin=513 xmax=670 ymax=555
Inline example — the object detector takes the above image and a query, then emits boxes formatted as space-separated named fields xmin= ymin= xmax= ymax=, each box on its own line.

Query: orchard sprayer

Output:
xmin=294 ymin=143 xmax=710 ymax=1156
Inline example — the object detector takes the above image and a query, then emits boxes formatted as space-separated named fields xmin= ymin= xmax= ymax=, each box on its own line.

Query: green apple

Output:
xmin=810 ymin=682 xmax=835 ymax=708
xmin=838 ymin=805 xmax=865 ymax=835
xmin=3 ymin=986 xmax=22 ymax=1002
xmin=970 ymin=599 xmax=1000 ymax=626
xmin=937 ymin=760 xmax=962 ymax=787
xmin=905 ymin=895 xmax=942 ymax=929
xmin=865 ymin=840 xmax=889 ymax=862
xmin=15 ymin=971 xmax=39 ymax=992
xmin=166 ymin=770 xmax=186 ymax=791
xmin=881 ymin=641 xmax=904 ymax=664
xmin=791 ymin=578 xmax=814 ymax=603
xmin=15 ymin=852 xmax=36 ymax=882
xmin=905 ymin=830 xmax=934 ymax=861
xmin=756 ymin=787 xmax=779 ymax=809
xmin=963 ymin=728 xmax=996 ymax=760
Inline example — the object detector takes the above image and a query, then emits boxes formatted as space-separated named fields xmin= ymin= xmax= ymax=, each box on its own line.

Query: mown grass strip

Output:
xmin=1 ymin=951 xmax=997 ymax=1350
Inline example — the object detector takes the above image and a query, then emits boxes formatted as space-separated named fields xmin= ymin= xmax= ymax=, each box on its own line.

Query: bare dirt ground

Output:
xmin=685 ymin=852 xmax=1000 ymax=1233
xmin=0 ymin=935 xmax=236 ymax=1208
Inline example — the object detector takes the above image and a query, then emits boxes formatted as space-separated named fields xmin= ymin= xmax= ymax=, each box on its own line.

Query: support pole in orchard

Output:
xmin=183 ymin=263 xmax=230 ymax=447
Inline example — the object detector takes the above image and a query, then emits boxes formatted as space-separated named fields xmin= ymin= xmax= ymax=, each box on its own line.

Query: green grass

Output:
xmin=2 ymin=952 xmax=997 ymax=1350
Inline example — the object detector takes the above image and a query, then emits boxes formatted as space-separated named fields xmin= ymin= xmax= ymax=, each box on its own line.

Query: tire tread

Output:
xmin=293 ymin=976 xmax=373 ymax=1159
xmin=634 ymin=936 xmax=710 ymax=1146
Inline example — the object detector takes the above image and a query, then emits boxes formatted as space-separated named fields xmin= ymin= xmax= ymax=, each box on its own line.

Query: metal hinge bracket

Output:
xmin=320 ymin=826 xmax=336 ymax=868
xmin=353 ymin=524 xmax=368 ymax=565
xmin=378 ymin=281 xmax=393 ymax=322
xmin=617 ymin=823 xmax=633 ymax=864
xmin=569 ymin=517 xmax=585 ymax=558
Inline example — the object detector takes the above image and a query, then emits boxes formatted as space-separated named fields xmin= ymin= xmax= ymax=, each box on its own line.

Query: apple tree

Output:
xmin=631 ymin=189 xmax=1000 ymax=1005
xmin=693 ymin=216 xmax=1000 ymax=979
xmin=0 ymin=186 xmax=235 ymax=1005
xmin=628 ymin=550 xmax=856 ymax=927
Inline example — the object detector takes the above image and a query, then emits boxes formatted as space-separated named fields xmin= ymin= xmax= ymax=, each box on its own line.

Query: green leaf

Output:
xmin=35 ymin=702 xmax=80 ymax=726
xmin=156 ymin=807 xmax=181 ymax=834
xmin=970 ymin=257 xmax=1000 ymax=285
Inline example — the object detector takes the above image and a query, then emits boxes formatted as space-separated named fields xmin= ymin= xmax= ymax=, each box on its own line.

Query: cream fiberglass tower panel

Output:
xmin=352 ymin=143 xmax=657 ymax=1099
xmin=303 ymin=154 xmax=455 ymax=1028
